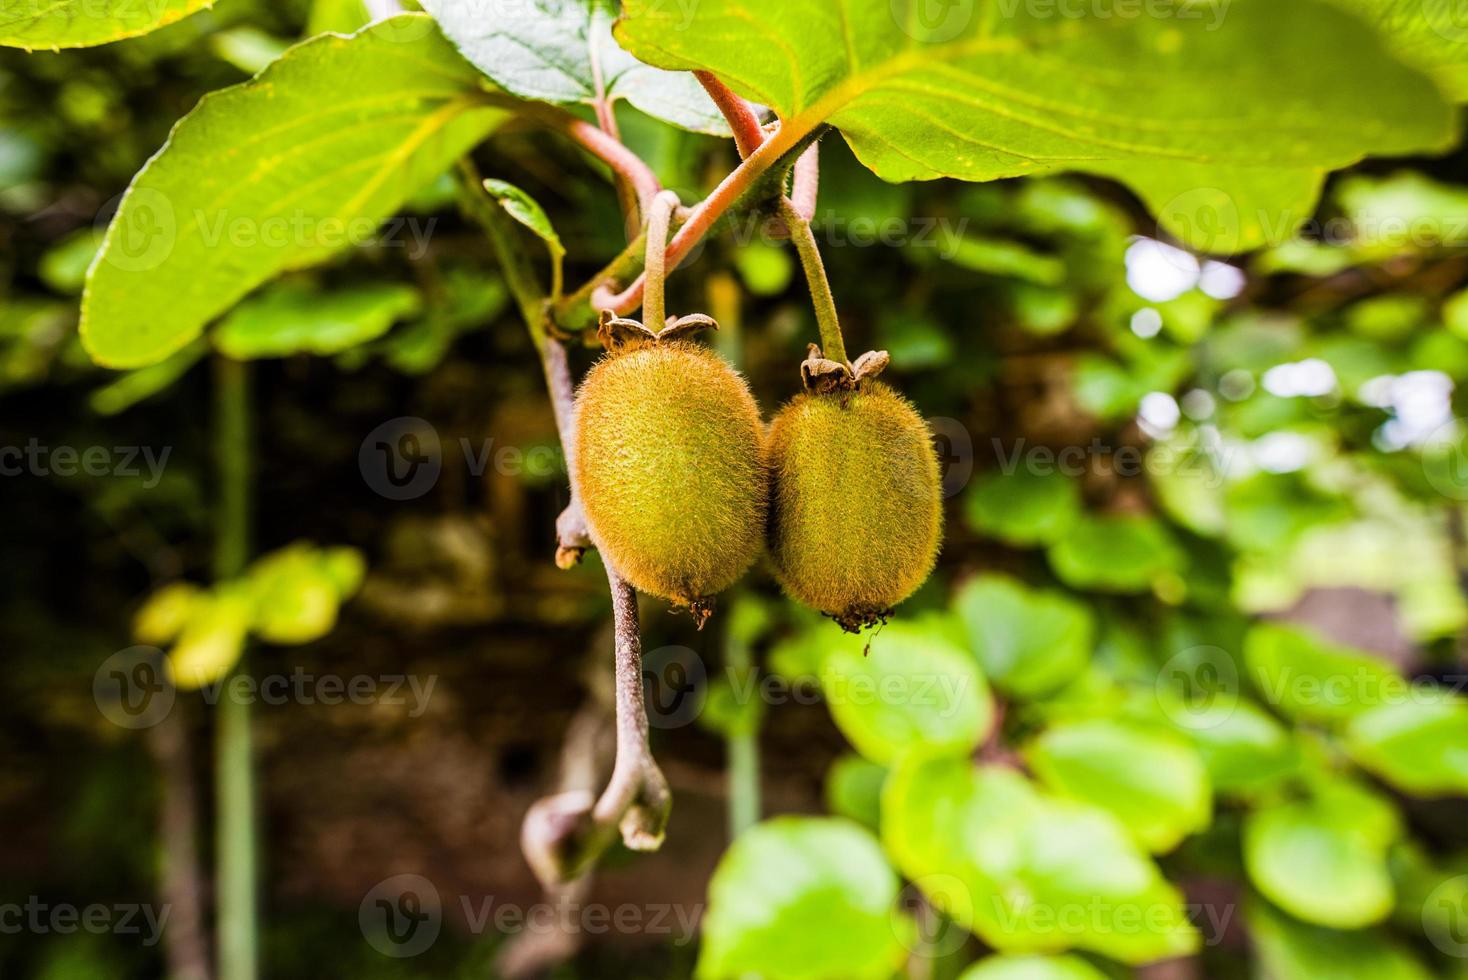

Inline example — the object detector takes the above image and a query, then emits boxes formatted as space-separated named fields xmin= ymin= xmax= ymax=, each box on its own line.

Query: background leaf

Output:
xmin=696 ymin=817 xmax=910 ymax=980
xmin=0 ymin=0 xmax=213 ymax=49
xmin=822 ymin=620 xmax=993 ymax=764
xmin=81 ymin=16 xmax=505 ymax=368
xmin=213 ymin=281 xmax=422 ymax=358
xmin=1026 ymin=718 xmax=1211 ymax=853
xmin=952 ymin=574 xmax=1092 ymax=698
xmin=421 ymin=0 xmax=731 ymax=134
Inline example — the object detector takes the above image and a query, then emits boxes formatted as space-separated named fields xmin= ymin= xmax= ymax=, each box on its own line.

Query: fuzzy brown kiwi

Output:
xmin=765 ymin=347 xmax=942 ymax=631
xmin=572 ymin=312 xmax=767 ymax=622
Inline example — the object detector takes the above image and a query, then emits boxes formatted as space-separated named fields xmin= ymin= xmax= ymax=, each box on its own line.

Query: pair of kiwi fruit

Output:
xmin=573 ymin=311 xmax=942 ymax=632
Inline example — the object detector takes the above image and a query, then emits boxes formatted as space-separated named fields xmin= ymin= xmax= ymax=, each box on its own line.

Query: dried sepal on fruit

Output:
xmin=766 ymin=346 xmax=942 ymax=632
xmin=573 ymin=311 xmax=767 ymax=625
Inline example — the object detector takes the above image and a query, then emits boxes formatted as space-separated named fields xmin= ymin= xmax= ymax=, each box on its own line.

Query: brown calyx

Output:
xmin=799 ymin=344 xmax=891 ymax=395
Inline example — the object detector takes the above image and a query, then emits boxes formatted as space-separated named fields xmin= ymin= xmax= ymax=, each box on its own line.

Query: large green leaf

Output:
xmin=1244 ymin=622 xmax=1401 ymax=724
xmin=213 ymin=281 xmax=421 ymax=358
xmin=1047 ymin=515 xmax=1182 ymax=595
xmin=0 ymin=0 xmax=212 ymax=49
xmin=1161 ymin=696 xmax=1298 ymax=799
xmin=1026 ymin=718 xmax=1211 ymax=853
xmin=959 ymin=955 xmax=1108 ymax=980
xmin=952 ymin=574 xmax=1092 ymax=699
xmin=882 ymin=757 xmax=1198 ymax=964
xmin=421 ymin=0 xmax=730 ymax=134
xmin=81 ymin=16 xmax=505 ymax=368
xmin=1247 ymin=900 xmax=1433 ymax=980
xmin=822 ymin=621 xmax=994 ymax=764
xmin=697 ymin=817 xmax=910 ymax=980
xmin=615 ymin=0 xmax=1454 ymax=251
xmin=1327 ymin=0 xmax=1468 ymax=100
xmin=964 ymin=468 xmax=1081 ymax=547
xmin=1345 ymin=695 xmax=1468 ymax=797
xmin=1243 ymin=790 xmax=1397 ymax=929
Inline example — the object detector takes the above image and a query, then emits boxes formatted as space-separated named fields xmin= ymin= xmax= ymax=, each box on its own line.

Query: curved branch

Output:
xmin=695 ymin=70 xmax=765 ymax=158
xmin=598 ymin=120 xmax=806 ymax=314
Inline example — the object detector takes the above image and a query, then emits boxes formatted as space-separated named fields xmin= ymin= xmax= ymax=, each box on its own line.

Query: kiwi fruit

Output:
xmin=573 ymin=312 xmax=766 ymax=622
xmin=766 ymin=347 xmax=942 ymax=631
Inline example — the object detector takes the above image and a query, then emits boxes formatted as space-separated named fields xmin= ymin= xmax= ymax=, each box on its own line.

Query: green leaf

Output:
xmin=89 ymin=340 xmax=206 ymax=416
xmin=133 ymin=582 xmax=205 ymax=646
xmin=824 ymin=754 xmax=886 ymax=832
xmin=952 ymin=574 xmax=1092 ymax=699
xmin=822 ymin=621 xmax=994 ymax=764
xmin=958 ymin=955 xmax=1109 ymax=980
xmin=1345 ymin=694 xmax=1468 ymax=797
xmin=81 ymin=16 xmax=505 ymax=368
xmin=964 ymin=467 xmax=1081 ymax=547
xmin=1244 ymin=796 xmax=1396 ymax=929
xmin=616 ymin=0 xmax=1453 ymax=251
xmin=1244 ymin=622 xmax=1401 ymax=724
xmin=1247 ymin=900 xmax=1433 ymax=980
xmin=213 ymin=281 xmax=422 ymax=359
xmin=697 ymin=817 xmax=911 ymax=980
xmin=245 ymin=544 xmax=353 ymax=645
xmin=481 ymin=178 xmax=565 ymax=298
xmin=0 ymin=0 xmax=212 ymax=49
xmin=1162 ymin=696 xmax=1298 ymax=799
xmin=1326 ymin=0 xmax=1468 ymax=100
xmin=421 ymin=0 xmax=730 ymax=134
xmin=167 ymin=586 xmax=253 ymax=690
xmin=882 ymin=757 xmax=1198 ymax=963
xmin=1047 ymin=514 xmax=1182 ymax=595
xmin=1026 ymin=718 xmax=1211 ymax=853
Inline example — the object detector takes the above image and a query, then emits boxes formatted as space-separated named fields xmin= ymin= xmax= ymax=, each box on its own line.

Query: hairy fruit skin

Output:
xmin=766 ymin=381 xmax=942 ymax=630
xmin=573 ymin=340 xmax=766 ymax=610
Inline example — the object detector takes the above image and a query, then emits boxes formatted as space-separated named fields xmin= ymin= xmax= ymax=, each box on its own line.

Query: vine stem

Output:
xmin=695 ymin=71 xmax=765 ymax=157
xmin=457 ymin=161 xmax=668 ymax=880
xmin=454 ymin=159 xmax=590 ymax=561
xmin=778 ymin=196 xmax=847 ymax=363
xmin=212 ymin=355 xmax=256 ymax=980
xmin=598 ymin=119 xmax=805 ymax=314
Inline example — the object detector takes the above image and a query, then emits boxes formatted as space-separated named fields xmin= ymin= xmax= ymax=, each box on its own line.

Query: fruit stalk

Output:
xmin=778 ymin=196 xmax=846 ymax=364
